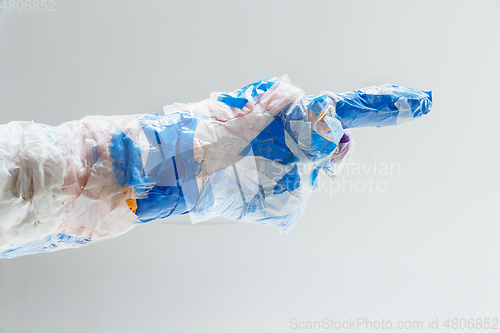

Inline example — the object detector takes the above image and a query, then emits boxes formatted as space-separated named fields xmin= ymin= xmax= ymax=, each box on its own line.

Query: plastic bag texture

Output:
xmin=0 ymin=76 xmax=432 ymax=258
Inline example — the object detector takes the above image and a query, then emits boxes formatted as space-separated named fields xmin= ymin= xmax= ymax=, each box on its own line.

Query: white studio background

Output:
xmin=0 ymin=1 xmax=499 ymax=332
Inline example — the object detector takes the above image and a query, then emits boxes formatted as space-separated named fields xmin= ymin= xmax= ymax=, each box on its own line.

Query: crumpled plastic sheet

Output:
xmin=0 ymin=76 xmax=432 ymax=258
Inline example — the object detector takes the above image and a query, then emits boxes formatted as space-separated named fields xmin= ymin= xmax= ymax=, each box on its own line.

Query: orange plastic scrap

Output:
xmin=123 ymin=186 xmax=138 ymax=214
xmin=126 ymin=198 xmax=138 ymax=214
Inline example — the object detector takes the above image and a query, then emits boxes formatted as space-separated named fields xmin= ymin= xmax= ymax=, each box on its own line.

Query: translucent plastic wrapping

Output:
xmin=0 ymin=76 xmax=432 ymax=258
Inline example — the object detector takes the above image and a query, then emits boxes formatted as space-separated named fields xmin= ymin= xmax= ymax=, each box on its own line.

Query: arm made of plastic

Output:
xmin=0 ymin=76 xmax=432 ymax=259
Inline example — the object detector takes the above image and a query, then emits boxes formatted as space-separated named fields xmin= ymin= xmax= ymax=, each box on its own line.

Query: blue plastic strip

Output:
xmin=240 ymin=116 xmax=299 ymax=165
xmin=273 ymin=165 xmax=301 ymax=195
xmin=135 ymin=112 xmax=199 ymax=222
xmin=0 ymin=234 xmax=90 ymax=259
xmin=216 ymin=77 xmax=279 ymax=109
xmin=110 ymin=129 xmax=149 ymax=195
